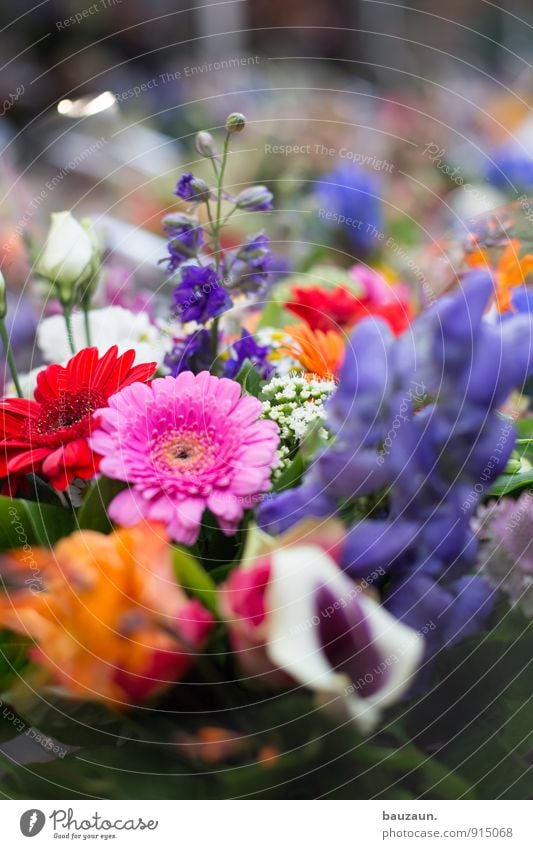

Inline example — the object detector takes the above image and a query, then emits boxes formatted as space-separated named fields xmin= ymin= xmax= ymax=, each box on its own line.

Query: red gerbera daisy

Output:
xmin=286 ymin=284 xmax=412 ymax=336
xmin=0 ymin=346 xmax=155 ymax=491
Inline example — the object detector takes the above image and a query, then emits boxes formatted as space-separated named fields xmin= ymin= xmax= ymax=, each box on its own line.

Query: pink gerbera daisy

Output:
xmin=90 ymin=371 xmax=279 ymax=545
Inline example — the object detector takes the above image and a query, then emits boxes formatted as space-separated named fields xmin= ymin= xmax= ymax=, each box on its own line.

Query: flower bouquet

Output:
xmin=0 ymin=114 xmax=532 ymax=800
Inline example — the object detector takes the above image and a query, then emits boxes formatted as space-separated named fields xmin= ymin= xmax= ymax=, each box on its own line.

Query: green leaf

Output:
xmin=299 ymin=419 xmax=328 ymax=464
xmin=76 ymin=476 xmax=126 ymax=532
xmin=403 ymin=606 xmax=533 ymax=799
xmin=13 ymin=696 xmax=126 ymax=748
xmin=172 ymin=547 xmax=219 ymax=615
xmin=273 ymin=450 xmax=305 ymax=492
xmin=0 ymin=630 xmax=31 ymax=695
xmin=516 ymin=418 xmax=533 ymax=439
xmin=0 ymin=744 xmax=214 ymax=799
xmin=515 ymin=437 xmax=533 ymax=465
xmin=0 ymin=496 xmax=74 ymax=551
xmin=488 ymin=469 xmax=533 ymax=496
xmin=234 ymin=360 xmax=263 ymax=398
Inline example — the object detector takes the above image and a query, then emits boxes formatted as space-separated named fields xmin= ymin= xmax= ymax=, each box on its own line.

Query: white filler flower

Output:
xmin=261 ymin=373 xmax=336 ymax=475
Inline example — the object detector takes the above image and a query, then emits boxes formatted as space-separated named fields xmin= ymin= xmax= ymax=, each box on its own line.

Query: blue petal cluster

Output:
xmin=486 ymin=146 xmax=533 ymax=192
xmin=260 ymin=272 xmax=533 ymax=655
xmin=225 ymin=232 xmax=273 ymax=296
xmin=223 ymin=330 xmax=274 ymax=380
xmin=163 ymin=214 xmax=203 ymax=273
xmin=171 ymin=264 xmax=232 ymax=324
xmin=164 ymin=329 xmax=214 ymax=376
xmin=315 ymin=164 xmax=383 ymax=257
xmin=174 ymin=173 xmax=196 ymax=200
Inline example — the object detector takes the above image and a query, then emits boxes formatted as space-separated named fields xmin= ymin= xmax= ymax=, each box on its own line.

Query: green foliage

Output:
xmin=1 ymin=602 xmax=530 ymax=800
xmin=489 ymin=469 xmax=533 ymax=497
xmin=0 ymin=495 xmax=74 ymax=551
xmin=0 ymin=691 xmax=477 ymax=800
xmin=402 ymin=603 xmax=532 ymax=799
xmin=172 ymin=547 xmax=219 ymax=615
xmin=233 ymin=360 xmax=263 ymax=398
xmin=76 ymin=476 xmax=126 ymax=532
xmin=272 ymin=450 xmax=305 ymax=492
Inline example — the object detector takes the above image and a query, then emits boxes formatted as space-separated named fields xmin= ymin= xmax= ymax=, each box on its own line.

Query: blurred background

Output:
xmin=2 ymin=0 xmax=533 ymax=325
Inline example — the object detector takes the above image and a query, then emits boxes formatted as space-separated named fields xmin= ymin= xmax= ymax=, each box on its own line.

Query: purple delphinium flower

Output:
xmin=171 ymin=264 xmax=232 ymax=324
xmin=237 ymin=232 xmax=270 ymax=264
xmin=259 ymin=271 xmax=533 ymax=655
xmin=315 ymin=164 xmax=383 ymax=257
xmin=174 ymin=173 xmax=209 ymax=202
xmin=474 ymin=494 xmax=533 ymax=618
xmin=164 ymin=329 xmax=214 ymax=376
xmin=163 ymin=214 xmax=203 ymax=273
xmin=223 ymin=330 xmax=274 ymax=380
xmin=225 ymin=232 xmax=273 ymax=295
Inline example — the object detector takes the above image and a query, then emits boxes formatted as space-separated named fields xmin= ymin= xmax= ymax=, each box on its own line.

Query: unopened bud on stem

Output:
xmin=225 ymin=112 xmax=246 ymax=134
xmin=195 ymin=131 xmax=219 ymax=159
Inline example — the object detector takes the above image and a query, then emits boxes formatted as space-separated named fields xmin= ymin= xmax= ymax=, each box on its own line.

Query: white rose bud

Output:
xmin=78 ymin=217 xmax=102 ymax=301
xmin=36 ymin=211 xmax=94 ymax=304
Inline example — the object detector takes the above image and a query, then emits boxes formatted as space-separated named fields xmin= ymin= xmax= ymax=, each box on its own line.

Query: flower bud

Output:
xmin=235 ymin=185 xmax=273 ymax=212
xmin=236 ymin=231 xmax=270 ymax=261
xmin=77 ymin=218 xmax=102 ymax=303
xmin=225 ymin=112 xmax=246 ymax=134
xmin=36 ymin=211 xmax=94 ymax=305
xmin=175 ymin=173 xmax=211 ymax=203
xmin=195 ymin=131 xmax=219 ymax=159
xmin=190 ymin=176 xmax=211 ymax=201
xmin=0 ymin=270 xmax=6 ymax=319
xmin=162 ymin=212 xmax=198 ymax=231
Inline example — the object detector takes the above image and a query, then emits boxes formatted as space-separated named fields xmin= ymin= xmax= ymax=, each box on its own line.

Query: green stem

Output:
xmin=82 ymin=300 xmax=92 ymax=346
xmin=219 ymin=205 xmax=237 ymax=230
xmin=0 ymin=318 xmax=23 ymax=398
xmin=61 ymin=301 xmax=76 ymax=355
xmin=210 ymin=316 xmax=220 ymax=371
xmin=209 ymin=132 xmax=231 ymax=373
xmin=212 ymin=133 xmax=231 ymax=274
xmin=205 ymin=200 xmax=217 ymax=243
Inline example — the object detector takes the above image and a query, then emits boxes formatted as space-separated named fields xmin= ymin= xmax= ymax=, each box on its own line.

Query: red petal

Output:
xmin=63 ymin=437 xmax=93 ymax=468
xmin=0 ymin=400 xmax=40 ymax=438
xmin=40 ymin=446 xmax=64 ymax=478
xmin=48 ymin=466 xmax=75 ymax=491
xmin=0 ymin=398 xmax=40 ymax=418
xmin=66 ymin=347 xmax=99 ymax=389
xmin=92 ymin=345 xmax=120 ymax=390
xmin=34 ymin=364 xmax=66 ymax=403
xmin=100 ymin=348 xmax=136 ymax=395
xmin=7 ymin=447 xmax=51 ymax=474
xmin=118 ymin=361 xmax=157 ymax=390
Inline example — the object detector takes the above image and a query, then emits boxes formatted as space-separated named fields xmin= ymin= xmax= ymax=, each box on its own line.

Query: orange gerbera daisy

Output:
xmin=466 ymin=238 xmax=533 ymax=313
xmin=0 ymin=525 xmax=213 ymax=706
xmin=282 ymin=323 xmax=345 ymax=379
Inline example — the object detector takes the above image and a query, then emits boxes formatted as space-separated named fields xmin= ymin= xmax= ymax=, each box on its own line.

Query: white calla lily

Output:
xmin=265 ymin=545 xmax=424 ymax=733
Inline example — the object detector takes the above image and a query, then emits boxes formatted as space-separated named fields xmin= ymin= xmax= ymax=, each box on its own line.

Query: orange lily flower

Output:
xmin=282 ymin=324 xmax=345 ymax=379
xmin=0 ymin=525 xmax=213 ymax=706
xmin=466 ymin=239 xmax=533 ymax=313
